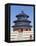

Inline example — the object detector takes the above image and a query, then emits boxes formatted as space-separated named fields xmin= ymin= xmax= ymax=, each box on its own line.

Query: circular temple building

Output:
xmin=12 ymin=11 xmax=32 ymax=32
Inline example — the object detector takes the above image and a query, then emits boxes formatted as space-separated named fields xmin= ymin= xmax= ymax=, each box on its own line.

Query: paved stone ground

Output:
xmin=10 ymin=31 xmax=34 ymax=41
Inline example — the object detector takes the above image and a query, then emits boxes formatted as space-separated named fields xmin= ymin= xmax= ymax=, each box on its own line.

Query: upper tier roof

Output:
xmin=16 ymin=11 xmax=29 ymax=18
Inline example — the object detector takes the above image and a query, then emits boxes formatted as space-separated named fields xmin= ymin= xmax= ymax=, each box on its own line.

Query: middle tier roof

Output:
xmin=13 ymin=20 xmax=31 ymax=23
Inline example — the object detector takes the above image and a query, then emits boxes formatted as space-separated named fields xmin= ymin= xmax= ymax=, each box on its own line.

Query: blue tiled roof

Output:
xmin=14 ymin=20 xmax=31 ymax=23
xmin=12 ymin=25 xmax=32 ymax=27
xmin=12 ymin=11 xmax=32 ymax=28
xmin=16 ymin=11 xmax=29 ymax=18
xmin=16 ymin=14 xmax=29 ymax=18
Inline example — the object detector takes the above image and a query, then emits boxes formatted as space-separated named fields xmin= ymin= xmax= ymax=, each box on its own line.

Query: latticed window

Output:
xmin=29 ymin=28 xmax=31 ymax=31
xmin=21 ymin=29 xmax=23 ymax=32
xmin=26 ymin=29 xmax=28 ymax=31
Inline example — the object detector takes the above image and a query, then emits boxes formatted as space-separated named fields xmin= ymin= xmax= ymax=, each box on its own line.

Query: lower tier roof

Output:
xmin=12 ymin=25 xmax=32 ymax=28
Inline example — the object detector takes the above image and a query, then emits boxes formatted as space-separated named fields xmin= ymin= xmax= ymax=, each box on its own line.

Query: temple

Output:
xmin=12 ymin=11 xmax=32 ymax=32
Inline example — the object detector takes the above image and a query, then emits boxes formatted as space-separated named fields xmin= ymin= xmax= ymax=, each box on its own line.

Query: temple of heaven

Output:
xmin=12 ymin=11 xmax=32 ymax=32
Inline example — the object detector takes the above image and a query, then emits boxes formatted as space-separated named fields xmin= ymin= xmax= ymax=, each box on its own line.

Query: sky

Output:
xmin=10 ymin=5 xmax=34 ymax=31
